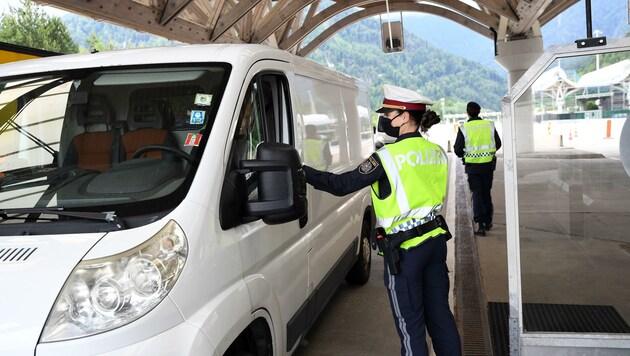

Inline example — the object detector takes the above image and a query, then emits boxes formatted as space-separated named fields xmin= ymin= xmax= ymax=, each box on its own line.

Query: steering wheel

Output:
xmin=132 ymin=145 xmax=194 ymax=163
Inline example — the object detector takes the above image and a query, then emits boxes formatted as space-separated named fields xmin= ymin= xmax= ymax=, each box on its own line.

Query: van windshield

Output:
xmin=0 ymin=65 xmax=229 ymax=228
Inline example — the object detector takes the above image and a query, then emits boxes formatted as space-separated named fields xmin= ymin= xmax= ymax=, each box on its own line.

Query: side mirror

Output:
xmin=219 ymin=142 xmax=307 ymax=230
xmin=242 ymin=142 xmax=307 ymax=224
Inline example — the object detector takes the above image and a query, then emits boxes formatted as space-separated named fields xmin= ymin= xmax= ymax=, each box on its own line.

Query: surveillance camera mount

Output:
xmin=575 ymin=0 xmax=607 ymax=48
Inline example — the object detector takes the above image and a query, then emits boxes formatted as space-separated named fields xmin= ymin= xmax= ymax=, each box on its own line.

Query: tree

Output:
xmin=85 ymin=30 xmax=117 ymax=52
xmin=0 ymin=0 xmax=78 ymax=54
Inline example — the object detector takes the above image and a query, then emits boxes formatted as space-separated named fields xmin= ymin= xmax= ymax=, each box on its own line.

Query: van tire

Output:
xmin=345 ymin=218 xmax=371 ymax=285
xmin=224 ymin=318 xmax=272 ymax=356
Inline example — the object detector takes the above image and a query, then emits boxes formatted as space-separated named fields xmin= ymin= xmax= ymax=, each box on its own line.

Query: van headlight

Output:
xmin=41 ymin=220 xmax=188 ymax=342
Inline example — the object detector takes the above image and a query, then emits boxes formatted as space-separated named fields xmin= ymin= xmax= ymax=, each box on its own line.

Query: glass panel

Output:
xmin=514 ymin=50 xmax=630 ymax=331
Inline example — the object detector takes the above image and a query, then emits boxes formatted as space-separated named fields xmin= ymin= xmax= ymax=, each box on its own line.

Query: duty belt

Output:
xmin=387 ymin=215 xmax=451 ymax=242
xmin=374 ymin=215 xmax=452 ymax=275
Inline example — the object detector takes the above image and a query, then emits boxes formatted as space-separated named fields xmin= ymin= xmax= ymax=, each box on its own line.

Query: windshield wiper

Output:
xmin=0 ymin=207 xmax=125 ymax=230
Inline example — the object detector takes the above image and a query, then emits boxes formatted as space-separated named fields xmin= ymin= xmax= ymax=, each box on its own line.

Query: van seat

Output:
xmin=122 ymin=99 xmax=177 ymax=160
xmin=63 ymin=95 xmax=115 ymax=172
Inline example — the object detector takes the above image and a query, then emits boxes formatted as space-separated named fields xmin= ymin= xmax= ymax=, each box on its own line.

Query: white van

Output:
xmin=0 ymin=44 xmax=375 ymax=355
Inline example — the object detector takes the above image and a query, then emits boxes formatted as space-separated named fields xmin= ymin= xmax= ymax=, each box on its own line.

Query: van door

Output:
xmin=295 ymin=75 xmax=362 ymax=301
xmin=224 ymin=62 xmax=308 ymax=350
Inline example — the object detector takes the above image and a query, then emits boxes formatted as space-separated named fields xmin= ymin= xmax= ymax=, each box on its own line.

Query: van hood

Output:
xmin=0 ymin=233 xmax=106 ymax=356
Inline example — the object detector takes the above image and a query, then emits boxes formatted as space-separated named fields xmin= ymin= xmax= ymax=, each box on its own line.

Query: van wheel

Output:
xmin=224 ymin=318 xmax=272 ymax=356
xmin=345 ymin=218 xmax=371 ymax=285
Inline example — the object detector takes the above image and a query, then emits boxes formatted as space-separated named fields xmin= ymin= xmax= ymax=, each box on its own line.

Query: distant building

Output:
xmin=533 ymin=60 xmax=630 ymax=120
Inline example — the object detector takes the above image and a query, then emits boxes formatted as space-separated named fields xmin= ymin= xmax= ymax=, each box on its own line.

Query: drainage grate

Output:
xmin=488 ymin=302 xmax=630 ymax=356
xmin=454 ymin=162 xmax=492 ymax=355
xmin=0 ymin=247 xmax=38 ymax=262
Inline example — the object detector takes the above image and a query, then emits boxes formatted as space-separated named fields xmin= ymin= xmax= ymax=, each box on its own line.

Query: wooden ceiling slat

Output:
xmin=160 ymin=0 xmax=194 ymax=25
xmin=210 ymin=0 xmax=261 ymax=41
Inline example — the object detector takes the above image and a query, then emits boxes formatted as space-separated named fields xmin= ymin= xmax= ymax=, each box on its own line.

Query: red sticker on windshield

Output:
xmin=184 ymin=133 xmax=202 ymax=146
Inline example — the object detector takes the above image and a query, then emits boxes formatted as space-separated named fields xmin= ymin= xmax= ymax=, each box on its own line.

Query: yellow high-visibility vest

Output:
xmin=372 ymin=137 xmax=448 ymax=249
xmin=460 ymin=120 xmax=496 ymax=164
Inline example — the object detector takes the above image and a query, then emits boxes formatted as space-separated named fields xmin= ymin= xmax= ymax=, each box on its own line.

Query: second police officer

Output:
xmin=454 ymin=102 xmax=502 ymax=236
xmin=302 ymin=84 xmax=462 ymax=356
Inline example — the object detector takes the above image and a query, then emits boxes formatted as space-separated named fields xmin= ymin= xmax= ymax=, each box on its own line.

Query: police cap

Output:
xmin=375 ymin=84 xmax=433 ymax=113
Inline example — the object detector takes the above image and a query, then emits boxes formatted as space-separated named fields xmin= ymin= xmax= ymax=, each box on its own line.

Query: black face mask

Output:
xmin=378 ymin=113 xmax=403 ymax=137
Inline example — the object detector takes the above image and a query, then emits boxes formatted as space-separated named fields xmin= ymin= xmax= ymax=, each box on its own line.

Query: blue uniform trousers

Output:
xmin=467 ymin=172 xmax=494 ymax=225
xmin=384 ymin=235 xmax=461 ymax=356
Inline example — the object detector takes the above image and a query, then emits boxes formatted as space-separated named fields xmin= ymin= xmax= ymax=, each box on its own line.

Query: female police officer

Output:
xmin=302 ymin=84 xmax=461 ymax=356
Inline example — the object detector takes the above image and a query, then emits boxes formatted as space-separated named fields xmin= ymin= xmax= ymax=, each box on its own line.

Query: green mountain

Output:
xmin=61 ymin=14 xmax=506 ymax=112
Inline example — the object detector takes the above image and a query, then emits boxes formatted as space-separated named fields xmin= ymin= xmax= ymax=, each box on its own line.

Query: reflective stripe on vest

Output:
xmin=372 ymin=137 xmax=448 ymax=249
xmin=461 ymin=120 xmax=496 ymax=164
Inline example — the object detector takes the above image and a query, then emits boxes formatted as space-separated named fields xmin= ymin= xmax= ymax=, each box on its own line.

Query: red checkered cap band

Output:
xmin=382 ymin=98 xmax=426 ymax=111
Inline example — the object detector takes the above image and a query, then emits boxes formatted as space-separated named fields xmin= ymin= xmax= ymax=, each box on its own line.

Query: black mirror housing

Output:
xmin=242 ymin=142 xmax=307 ymax=224
xmin=220 ymin=142 xmax=307 ymax=229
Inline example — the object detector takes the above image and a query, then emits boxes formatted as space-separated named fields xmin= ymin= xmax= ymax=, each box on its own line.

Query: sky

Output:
xmin=1 ymin=0 xmax=68 ymax=17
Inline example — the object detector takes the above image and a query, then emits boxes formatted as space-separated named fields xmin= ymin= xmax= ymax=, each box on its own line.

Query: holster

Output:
xmin=375 ymin=227 xmax=401 ymax=274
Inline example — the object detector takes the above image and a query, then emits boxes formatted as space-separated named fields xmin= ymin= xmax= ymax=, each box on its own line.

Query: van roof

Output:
xmin=0 ymin=44 xmax=293 ymax=77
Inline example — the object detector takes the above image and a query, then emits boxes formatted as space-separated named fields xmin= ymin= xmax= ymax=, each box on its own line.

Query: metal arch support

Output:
xmin=296 ymin=3 xmax=495 ymax=57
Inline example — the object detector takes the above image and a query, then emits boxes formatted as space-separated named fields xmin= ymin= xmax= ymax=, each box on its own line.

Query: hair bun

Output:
xmin=421 ymin=110 xmax=441 ymax=131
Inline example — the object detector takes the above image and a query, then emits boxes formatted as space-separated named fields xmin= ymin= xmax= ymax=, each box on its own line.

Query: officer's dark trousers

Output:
xmin=467 ymin=172 xmax=494 ymax=225
xmin=384 ymin=235 xmax=462 ymax=356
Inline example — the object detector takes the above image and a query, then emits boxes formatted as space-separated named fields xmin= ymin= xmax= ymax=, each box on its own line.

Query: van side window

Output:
xmin=294 ymin=75 xmax=349 ymax=170
xmin=236 ymin=83 xmax=264 ymax=162
xmin=260 ymin=74 xmax=292 ymax=145
xmin=231 ymin=73 xmax=292 ymax=194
